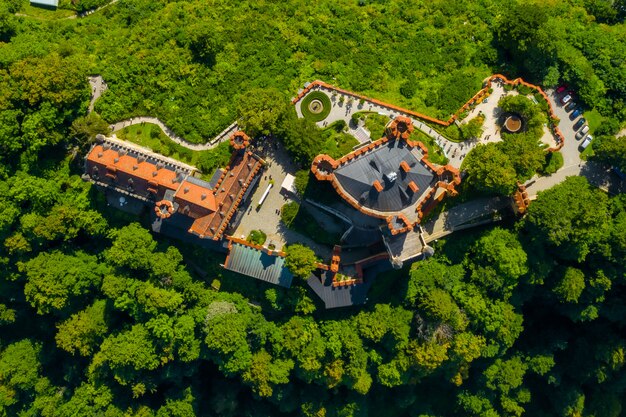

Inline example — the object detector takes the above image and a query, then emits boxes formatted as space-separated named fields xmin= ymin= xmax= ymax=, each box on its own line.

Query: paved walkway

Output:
xmin=88 ymin=76 xmax=107 ymax=114
xmin=296 ymin=82 xmax=565 ymax=169
xmin=88 ymin=73 xmax=239 ymax=152
xmin=299 ymin=85 xmax=462 ymax=166
xmin=231 ymin=144 xmax=333 ymax=260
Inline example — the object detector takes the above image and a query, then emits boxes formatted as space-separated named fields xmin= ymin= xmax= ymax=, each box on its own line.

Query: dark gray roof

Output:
xmin=334 ymin=140 xmax=435 ymax=212
xmin=151 ymin=213 xmax=227 ymax=252
xmin=185 ymin=175 xmax=215 ymax=189
xmin=307 ymin=270 xmax=372 ymax=309
xmin=224 ymin=243 xmax=293 ymax=288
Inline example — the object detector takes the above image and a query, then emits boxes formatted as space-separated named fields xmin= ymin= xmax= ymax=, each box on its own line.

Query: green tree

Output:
xmin=69 ymin=113 xmax=111 ymax=147
xmin=284 ymin=244 xmax=318 ymax=280
xmin=553 ymin=267 xmax=586 ymax=304
xmin=523 ymin=176 xmax=611 ymax=261
xmin=55 ymin=299 xmax=108 ymax=356
xmin=461 ymin=143 xmax=518 ymax=195
xmin=460 ymin=115 xmax=485 ymax=140
xmin=105 ymin=223 xmax=157 ymax=271
xmin=90 ymin=324 xmax=160 ymax=389
xmin=278 ymin=112 xmax=324 ymax=165
xmin=498 ymin=133 xmax=546 ymax=180
xmin=19 ymin=251 xmax=108 ymax=315
xmin=0 ymin=340 xmax=43 ymax=413
xmin=592 ymin=135 xmax=626 ymax=172
xmin=237 ymin=88 xmax=289 ymax=137
xmin=468 ymin=228 xmax=528 ymax=297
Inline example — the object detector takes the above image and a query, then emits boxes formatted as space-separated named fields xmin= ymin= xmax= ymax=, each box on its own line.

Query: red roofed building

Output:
xmin=84 ymin=133 xmax=264 ymax=241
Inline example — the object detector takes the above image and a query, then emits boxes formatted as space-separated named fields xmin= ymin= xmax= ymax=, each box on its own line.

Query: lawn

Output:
xmin=580 ymin=140 xmax=595 ymax=160
xmin=300 ymin=91 xmax=332 ymax=122
xmin=114 ymin=123 xmax=232 ymax=178
xmin=360 ymin=112 xmax=390 ymax=140
xmin=320 ymin=121 xmax=359 ymax=159
xmin=115 ymin=123 xmax=198 ymax=162
xmin=410 ymin=130 xmax=449 ymax=165
xmin=584 ymin=109 xmax=604 ymax=134
xmin=20 ymin=4 xmax=76 ymax=19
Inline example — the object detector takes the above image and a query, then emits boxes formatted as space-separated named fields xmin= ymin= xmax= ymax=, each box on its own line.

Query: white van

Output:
xmin=579 ymin=135 xmax=593 ymax=150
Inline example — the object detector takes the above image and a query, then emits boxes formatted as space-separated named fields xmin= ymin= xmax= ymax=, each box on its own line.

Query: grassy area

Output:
xmin=410 ymin=130 xmax=449 ymax=165
xmin=114 ymin=123 xmax=232 ymax=178
xmin=115 ymin=123 xmax=198 ymax=162
xmin=584 ymin=109 xmax=604 ymax=134
xmin=580 ymin=141 xmax=595 ymax=160
xmin=20 ymin=4 xmax=76 ymax=19
xmin=320 ymin=122 xmax=359 ymax=159
xmin=301 ymin=91 xmax=332 ymax=122
xmin=352 ymin=112 xmax=390 ymax=140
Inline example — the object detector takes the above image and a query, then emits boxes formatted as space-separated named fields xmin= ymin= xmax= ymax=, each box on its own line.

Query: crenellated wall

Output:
xmin=295 ymin=75 xmax=565 ymax=152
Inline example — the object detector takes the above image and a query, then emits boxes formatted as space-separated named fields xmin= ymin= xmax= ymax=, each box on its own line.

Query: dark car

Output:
xmin=564 ymin=101 xmax=577 ymax=112
xmin=570 ymin=108 xmax=583 ymax=120
xmin=573 ymin=118 xmax=586 ymax=130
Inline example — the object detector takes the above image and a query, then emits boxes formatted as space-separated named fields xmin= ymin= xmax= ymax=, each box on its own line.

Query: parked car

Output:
xmin=579 ymin=135 xmax=593 ymax=150
xmin=564 ymin=101 xmax=577 ymax=112
xmin=576 ymin=125 xmax=590 ymax=139
xmin=573 ymin=118 xmax=586 ymax=130
xmin=561 ymin=94 xmax=572 ymax=105
xmin=556 ymin=85 xmax=567 ymax=93
xmin=570 ymin=108 xmax=583 ymax=119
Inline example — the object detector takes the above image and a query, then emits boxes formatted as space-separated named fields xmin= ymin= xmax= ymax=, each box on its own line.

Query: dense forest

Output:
xmin=1 ymin=0 xmax=625 ymax=416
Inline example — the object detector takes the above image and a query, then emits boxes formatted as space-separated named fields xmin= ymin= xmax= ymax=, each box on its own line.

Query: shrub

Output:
xmin=294 ymin=170 xmax=310 ymax=195
xmin=443 ymin=124 xmax=462 ymax=142
xmin=516 ymin=84 xmax=533 ymax=96
xmin=281 ymin=202 xmax=299 ymax=226
xmin=541 ymin=151 xmax=564 ymax=175
xmin=150 ymin=127 xmax=161 ymax=139
xmin=247 ymin=230 xmax=267 ymax=245
xmin=327 ymin=120 xmax=347 ymax=132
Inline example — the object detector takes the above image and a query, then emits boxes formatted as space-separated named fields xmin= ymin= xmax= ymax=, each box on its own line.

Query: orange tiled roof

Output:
xmin=86 ymin=134 xmax=263 ymax=240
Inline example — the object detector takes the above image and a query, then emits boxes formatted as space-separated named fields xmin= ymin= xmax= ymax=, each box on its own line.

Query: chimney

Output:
xmin=184 ymin=187 xmax=190 ymax=193
xmin=201 ymin=194 xmax=207 ymax=200
xmin=114 ymin=158 xmax=119 ymax=163
xmin=97 ymin=152 xmax=103 ymax=158
xmin=152 ymin=171 xmax=158 ymax=177
xmin=132 ymin=165 xmax=138 ymax=170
